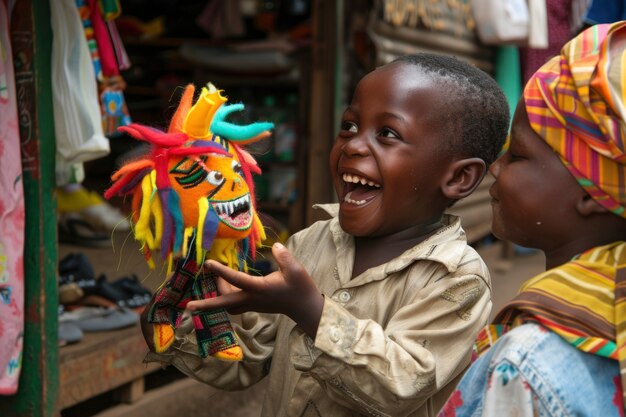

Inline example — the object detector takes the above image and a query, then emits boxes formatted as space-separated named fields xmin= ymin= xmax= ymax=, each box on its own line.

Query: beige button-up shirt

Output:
xmin=146 ymin=204 xmax=492 ymax=416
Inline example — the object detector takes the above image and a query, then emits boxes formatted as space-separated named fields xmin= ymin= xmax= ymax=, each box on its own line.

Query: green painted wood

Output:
xmin=0 ymin=0 xmax=59 ymax=416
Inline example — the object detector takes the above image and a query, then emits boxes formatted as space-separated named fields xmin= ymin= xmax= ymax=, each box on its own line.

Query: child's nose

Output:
xmin=342 ymin=134 xmax=370 ymax=157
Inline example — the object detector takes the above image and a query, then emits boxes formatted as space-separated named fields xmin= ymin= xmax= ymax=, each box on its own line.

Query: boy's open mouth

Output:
xmin=211 ymin=193 xmax=253 ymax=230
xmin=342 ymin=173 xmax=381 ymax=205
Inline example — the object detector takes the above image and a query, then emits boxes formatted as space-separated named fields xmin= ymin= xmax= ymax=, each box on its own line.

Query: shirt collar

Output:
xmin=314 ymin=203 xmax=468 ymax=277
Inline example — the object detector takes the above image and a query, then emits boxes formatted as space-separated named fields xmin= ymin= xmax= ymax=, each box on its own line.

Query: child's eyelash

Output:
xmin=378 ymin=128 xmax=400 ymax=139
xmin=507 ymin=152 xmax=524 ymax=161
xmin=341 ymin=121 xmax=358 ymax=132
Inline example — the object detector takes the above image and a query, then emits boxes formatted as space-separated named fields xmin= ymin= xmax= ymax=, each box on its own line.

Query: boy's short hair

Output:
xmin=393 ymin=53 xmax=509 ymax=166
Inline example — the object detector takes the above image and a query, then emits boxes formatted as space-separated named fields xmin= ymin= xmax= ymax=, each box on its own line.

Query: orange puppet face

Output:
xmin=168 ymin=143 xmax=253 ymax=240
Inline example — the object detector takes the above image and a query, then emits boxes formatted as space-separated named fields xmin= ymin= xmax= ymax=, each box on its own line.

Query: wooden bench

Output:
xmin=58 ymin=323 xmax=160 ymax=412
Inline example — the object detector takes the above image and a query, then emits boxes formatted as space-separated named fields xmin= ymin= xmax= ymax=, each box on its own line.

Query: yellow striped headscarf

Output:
xmin=524 ymin=21 xmax=626 ymax=218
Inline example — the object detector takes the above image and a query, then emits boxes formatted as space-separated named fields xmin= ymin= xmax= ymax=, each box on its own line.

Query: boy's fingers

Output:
xmin=215 ymin=275 xmax=239 ymax=296
xmin=187 ymin=291 xmax=247 ymax=312
xmin=205 ymin=261 xmax=263 ymax=291
xmin=272 ymin=242 xmax=302 ymax=277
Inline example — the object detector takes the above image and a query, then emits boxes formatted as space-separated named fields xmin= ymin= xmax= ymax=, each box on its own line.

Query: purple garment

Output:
xmin=520 ymin=0 xmax=574 ymax=83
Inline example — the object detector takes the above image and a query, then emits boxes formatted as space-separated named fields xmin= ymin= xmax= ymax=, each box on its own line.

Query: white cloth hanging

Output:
xmin=50 ymin=0 xmax=110 ymax=165
xmin=528 ymin=0 xmax=549 ymax=48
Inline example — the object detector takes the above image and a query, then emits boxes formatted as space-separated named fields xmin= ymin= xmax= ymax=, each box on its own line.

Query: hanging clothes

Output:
xmin=80 ymin=0 xmax=132 ymax=137
xmin=51 ymin=0 xmax=110 ymax=169
xmin=0 ymin=0 xmax=25 ymax=396
xmin=520 ymin=0 xmax=573 ymax=83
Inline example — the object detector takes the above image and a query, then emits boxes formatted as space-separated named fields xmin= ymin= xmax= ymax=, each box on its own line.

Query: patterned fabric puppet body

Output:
xmin=105 ymin=83 xmax=272 ymax=361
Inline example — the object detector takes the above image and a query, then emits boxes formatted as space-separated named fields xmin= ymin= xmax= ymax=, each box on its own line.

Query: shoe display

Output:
xmin=111 ymin=275 xmax=152 ymax=308
xmin=58 ymin=306 xmax=84 ymax=345
xmin=59 ymin=306 xmax=139 ymax=332
xmin=59 ymin=253 xmax=153 ymax=310
xmin=57 ymin=186 xmax=131 ymax=248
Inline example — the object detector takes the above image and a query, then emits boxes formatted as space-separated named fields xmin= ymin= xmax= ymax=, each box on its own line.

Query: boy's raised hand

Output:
xmin=187 ymin=243 xmax=324 ymax=339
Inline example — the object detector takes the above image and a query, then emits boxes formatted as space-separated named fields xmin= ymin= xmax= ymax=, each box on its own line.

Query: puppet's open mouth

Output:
xmin=211 ymin=193 xmax=253 ymax=230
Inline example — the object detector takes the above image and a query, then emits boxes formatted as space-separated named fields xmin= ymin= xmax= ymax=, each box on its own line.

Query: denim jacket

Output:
xmin=439 ymin=323 xmax=623 ymax=417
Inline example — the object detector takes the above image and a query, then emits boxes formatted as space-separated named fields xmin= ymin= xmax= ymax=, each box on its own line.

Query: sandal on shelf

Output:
xmin=58 ymin=253 xmax=97 ymax=305
xmin=75 ymin=294 xmax=118 ymax=309
xmin=58 ymin=215 xmax=110 ymax=248
xmin=89 ymin=275 xmax=150 ymax=309
xmin=58 ymin=306 xmax=83 ymax=345
xmin=59 ymin=306 xmax=139 ymax=332
xmin=111 ymin=275 xmax=152 ymax=307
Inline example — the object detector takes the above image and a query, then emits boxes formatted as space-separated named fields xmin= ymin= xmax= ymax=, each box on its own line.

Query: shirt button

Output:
xmin=330 ymin=327 xmax=341 ymax=343
xmin=338 ymin=290 xmax=351 ymax=302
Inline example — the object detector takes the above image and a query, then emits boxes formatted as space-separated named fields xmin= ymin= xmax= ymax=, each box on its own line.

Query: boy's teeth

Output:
xmin=342 ymin=173 xmax=381 ymax=188
xmin=343 ymin=191 xmax=366 ymax=205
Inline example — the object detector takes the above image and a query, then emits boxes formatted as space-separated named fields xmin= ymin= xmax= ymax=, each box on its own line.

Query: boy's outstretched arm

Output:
xmin=187 ymin=243 xmax=325 ymax=339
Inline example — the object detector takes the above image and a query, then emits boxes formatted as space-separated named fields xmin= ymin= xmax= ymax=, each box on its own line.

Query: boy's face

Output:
xmin=330 ymin=63 xmax=452 ymax=237
xmin=489 ymin=103 xmax=583 ymax=250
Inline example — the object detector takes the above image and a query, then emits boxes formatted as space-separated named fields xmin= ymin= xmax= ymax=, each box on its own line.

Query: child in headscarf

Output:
xmin=439 ymin=21 xmax=626 ymax=417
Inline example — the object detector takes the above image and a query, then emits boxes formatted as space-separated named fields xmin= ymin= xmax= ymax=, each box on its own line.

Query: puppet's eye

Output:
xmin=207 ymin=170 xmax=224 ymax=186
xmin=231 ymin=160 xmax=242 ymax=175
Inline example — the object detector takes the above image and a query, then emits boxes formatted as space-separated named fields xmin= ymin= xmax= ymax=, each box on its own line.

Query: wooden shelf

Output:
xmin=58 ymin=323 xmax=160 ymax=411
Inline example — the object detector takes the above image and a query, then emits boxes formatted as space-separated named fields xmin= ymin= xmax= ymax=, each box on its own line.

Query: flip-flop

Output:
xmin=58 ymin=322 xmax=84 ymax=345
xmin=60 ymin=306 xmax=139 ymax=332
xmin=58 ymin=215 xmax=110 ymax=248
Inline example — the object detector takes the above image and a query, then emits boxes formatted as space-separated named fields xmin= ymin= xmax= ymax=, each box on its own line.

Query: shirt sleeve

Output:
xmin=144 ymin=309 xmax=278 ymax=390
xmin=289 ymin=270 xmax=492 ymax=416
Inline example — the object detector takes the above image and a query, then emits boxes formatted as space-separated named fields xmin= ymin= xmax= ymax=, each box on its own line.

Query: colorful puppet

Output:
xmin=105 ymin=83 xmax=272 ymax=361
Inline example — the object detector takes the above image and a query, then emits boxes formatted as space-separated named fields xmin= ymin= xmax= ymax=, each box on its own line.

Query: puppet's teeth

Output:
xmin=218 ymin=202 xmax=228 ymax=215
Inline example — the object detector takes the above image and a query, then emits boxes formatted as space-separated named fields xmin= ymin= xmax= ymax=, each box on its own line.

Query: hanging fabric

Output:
xmin=0 ymin=0 xmax=25 ymax=396
xmin=50 ymin=0 xmax=110 ymax=166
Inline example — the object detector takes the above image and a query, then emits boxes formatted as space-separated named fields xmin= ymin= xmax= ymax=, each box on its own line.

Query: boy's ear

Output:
xmin=576 ymin=194 xmax=609 ymax=216
xmin=441 ymin=158 xmax=486 ymax=200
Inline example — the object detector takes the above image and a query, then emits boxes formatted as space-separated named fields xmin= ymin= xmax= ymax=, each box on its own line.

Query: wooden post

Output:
xmin=306 ymin=0 xmax=344 ymax=225
xmin=0 ymin=0 xmax=59 ymax=416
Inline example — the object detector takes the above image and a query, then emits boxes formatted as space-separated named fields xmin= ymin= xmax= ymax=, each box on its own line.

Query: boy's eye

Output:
xmin=341 ymin=121 xmax=358 ymax=133
xmin=378 ymin=128 xmax=400 ymax=139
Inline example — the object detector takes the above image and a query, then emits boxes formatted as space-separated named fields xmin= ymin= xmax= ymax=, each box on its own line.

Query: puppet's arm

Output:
xmin=146 ymin=258 xmax=243 ymax=361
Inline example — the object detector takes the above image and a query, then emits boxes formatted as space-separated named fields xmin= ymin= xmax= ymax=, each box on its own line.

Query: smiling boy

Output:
xmin=143 ymin=54 xmax=510 ymax=416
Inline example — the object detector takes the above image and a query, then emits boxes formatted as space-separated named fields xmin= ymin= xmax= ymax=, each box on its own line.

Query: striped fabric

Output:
xmin=148 ymin=258 xmax=240 ymax=358
xmin=476 ymin=242 xmax=626 ymax=408
xmin=524 ymin=21 xmax=626 ymax=218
